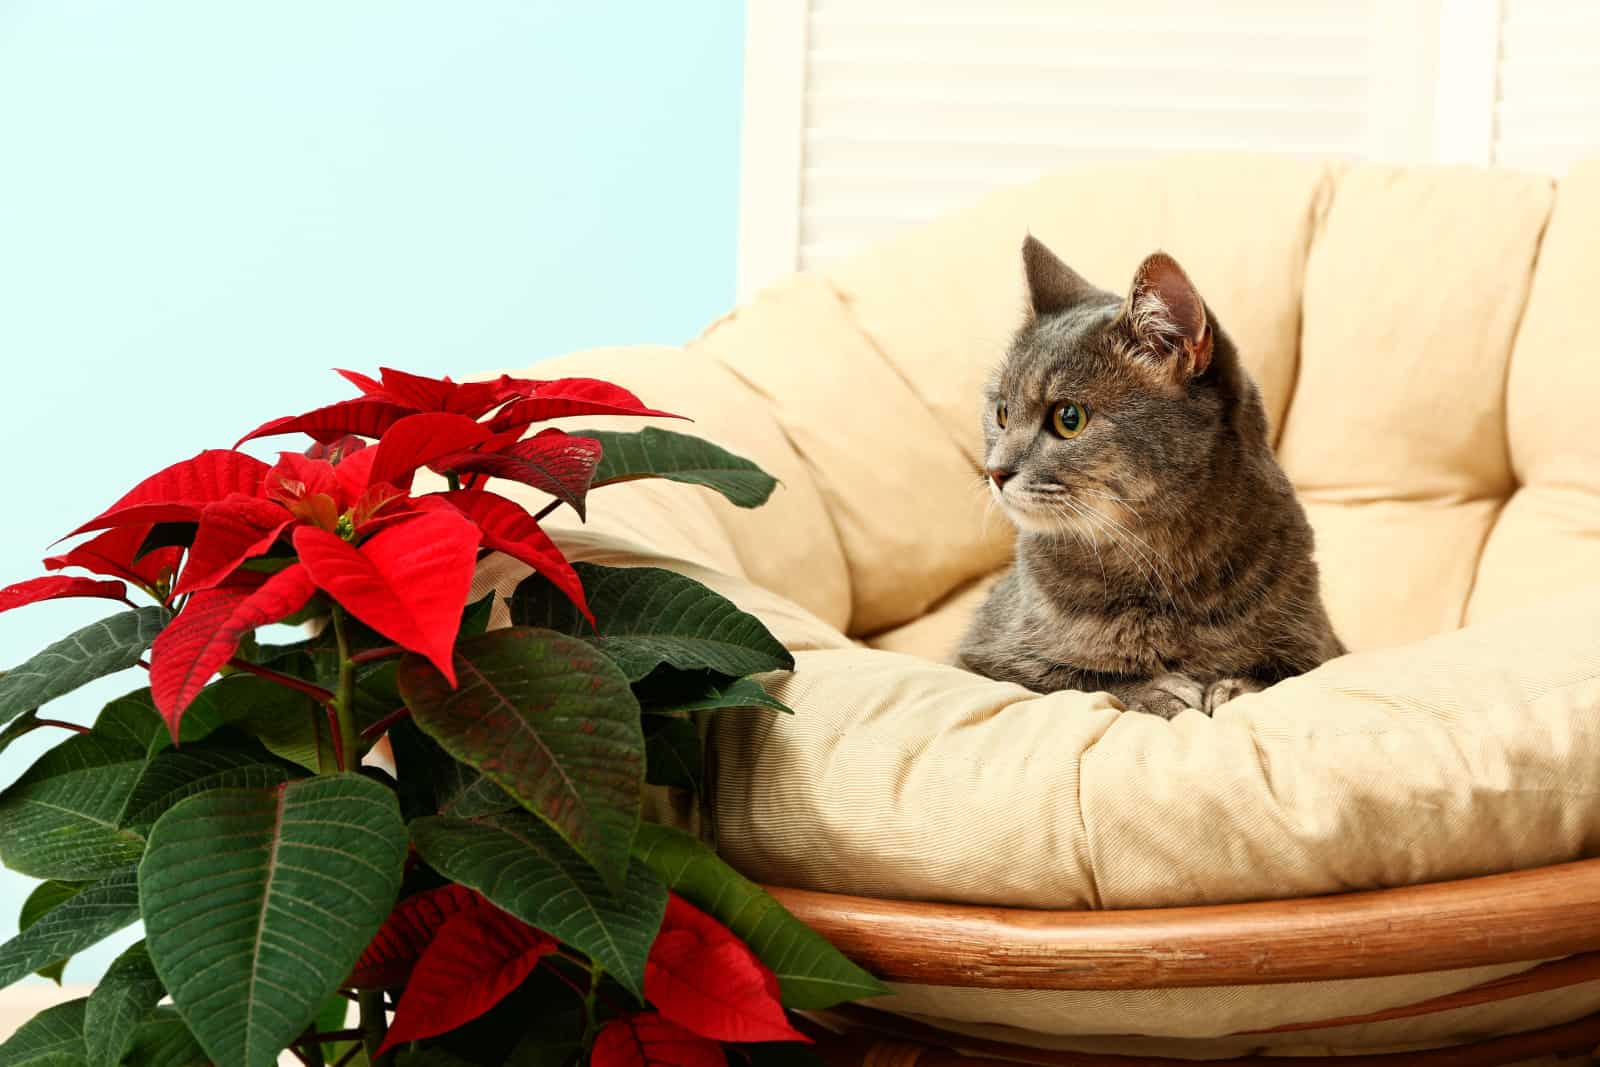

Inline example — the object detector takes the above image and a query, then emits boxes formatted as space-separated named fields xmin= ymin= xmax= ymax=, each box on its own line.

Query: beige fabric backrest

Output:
xmin=1280 ymin=165 xmax=1553 ymax=648
xmin=655 ymin=155 xmax=1598 ymax=652
xmin=539 ymin=157 xmax=1599 ymax=653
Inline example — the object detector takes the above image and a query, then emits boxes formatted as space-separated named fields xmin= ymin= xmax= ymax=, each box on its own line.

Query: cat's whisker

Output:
xmin=1057 ymin=497 xmax=1110 ymax=604
xmin=1066 ymin=499 xmax=1181 ymax=612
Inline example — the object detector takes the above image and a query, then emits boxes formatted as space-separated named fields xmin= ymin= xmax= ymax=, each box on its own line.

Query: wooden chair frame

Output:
xmin=766 ymin=857 xmax=1600 ymax=1064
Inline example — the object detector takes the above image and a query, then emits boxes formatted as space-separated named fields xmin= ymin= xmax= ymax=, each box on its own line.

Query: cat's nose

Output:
xmin=988 ymin=467 xmax=1014 ymax=489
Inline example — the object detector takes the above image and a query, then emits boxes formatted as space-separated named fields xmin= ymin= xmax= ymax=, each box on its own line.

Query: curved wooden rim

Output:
xmin=1241 ymin=950 xmax=1600 ymax=1034
xmin=765 ymin=856 xmax=1600 ymax=989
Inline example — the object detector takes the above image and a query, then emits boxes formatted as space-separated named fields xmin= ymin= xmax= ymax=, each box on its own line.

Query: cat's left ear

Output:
xmin=1125 ymin=252 xmax=1212 ymax=380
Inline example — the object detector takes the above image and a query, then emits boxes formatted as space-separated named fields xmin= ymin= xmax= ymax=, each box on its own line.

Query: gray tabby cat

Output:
xmin=957 ymin=236 xmax=1343 ymax=717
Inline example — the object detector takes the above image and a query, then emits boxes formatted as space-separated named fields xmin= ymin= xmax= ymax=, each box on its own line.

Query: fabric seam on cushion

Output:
xmin=1275 ymin=164 xmax=1343 ymax=453
xmin=1071 ymin=717 xmax=1120 ymax=910
xmin=820 ymin=276 xmax=989 ymax=472
xmin=1435 ymin=175 xmax=1554 ymax=625
xmin=1273 ymin=164 xmax=1339 ymax=452
xmin=1490 ymin=174 xmax=1558 ymax=487
xmin=857 ymin=566 xmax=1003 ymax=649
xmin=1459 ymin=494 xmax=1513 ymax=627
xmin=700 ymin=353 xmax=857 ymax=619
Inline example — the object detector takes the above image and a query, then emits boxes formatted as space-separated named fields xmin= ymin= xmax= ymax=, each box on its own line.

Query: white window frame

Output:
xmin=736 ymin=0 xmax=1512 ymax=298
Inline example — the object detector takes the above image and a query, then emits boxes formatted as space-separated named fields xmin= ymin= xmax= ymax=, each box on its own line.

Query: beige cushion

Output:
xmin=483 ymin=156 xmax=1600 ymax=1046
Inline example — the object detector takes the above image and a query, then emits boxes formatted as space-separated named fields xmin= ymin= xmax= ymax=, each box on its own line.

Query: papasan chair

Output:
xmin=471 ymin=155 xmax=1600 ymax=1063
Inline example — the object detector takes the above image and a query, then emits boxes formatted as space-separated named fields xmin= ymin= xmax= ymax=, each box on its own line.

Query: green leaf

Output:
xmin=399 ymin=628 xmax=644 ymax=892
xmin=0 ymin=734 xmax=151 ymax=880
xmin=0 ymin=607 xmax=168 ymax=729
xmin=312 ymin=994 xmax=357 ymax=1067
xmin=411 ymin=812 xmax=666 ymax=999
xmin=439 ymin=769 xmax=518 ymax=820
xmin=139 ymin=775 xmax=407 ymax=1067
xmin=178 ymin=675 xmax=331 ymax=773
xmin=0 ymin=711 xmax=46 ymax=758
xmin=509 ymin=564 xmax=794 ymax=683
xmin=17 ymin=881 xmax=81 ymax=984
xmin=427 ymin=969 xmax=579 ymax=1067
xmin=631 ymin=823 xmax=888 ymax=1009
xmin=386 ymin=719 xmax=516 ymax=822
xmin=84 ymin=940 xmax=164 ymax=1067
xmin=460 ymin=591 xmax=497 ymax=638
xmin=92 ymin=691 xmax=174 ymax=756
xmin=637 ymin=673 xmax=794 ymax=717
xmin=0 ymin=998 xmax=87 ymax=1067
xmin=119 ymin=739 xmax=298 ymax=832
xmin=643 ymin=717 xmax=701 ymax=791
xmin=577 ymin=427 xmax=778 ymax=507
xmin=0 ymin=705 xmax=291 ymax=881
xmin=0 ymin=868 xmax=141 ymax=991
xmin=121 ymin=1010 xmax=209 ymax=1067
xmin=501 ymin=995 xmax=585 ymax=1067
xmin=88 ymin=686 xmax=230 ymax=756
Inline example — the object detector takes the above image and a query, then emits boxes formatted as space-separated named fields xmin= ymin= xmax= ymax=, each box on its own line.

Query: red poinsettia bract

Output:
xmin=374 ymin=889 xmax=557 ymax=1052
xmin=4 ymin=366 xmax=685 ymax=739
xmin=352 ymin=889 xmax=809 ymax=1063
xmin=236 ymin=367 xmax=683 ymax=448
xmin=644 ymin=896 xmax=809 ymax=1044
xmin=593 ymin=1015 xmax=725 ymax=1067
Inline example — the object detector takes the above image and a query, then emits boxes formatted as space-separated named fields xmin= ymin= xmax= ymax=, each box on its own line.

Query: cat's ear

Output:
xmin=1125 ymin=252 xmax=1213 ymax=379
xmin=1022 ymin=234 xmax=1097 ymax=317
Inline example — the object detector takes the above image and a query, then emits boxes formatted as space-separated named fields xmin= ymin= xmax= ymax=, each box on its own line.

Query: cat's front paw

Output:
xmin=1120 ymin=673 xmax=1205 ymax=720
xmin=1203 ymin=676 xmax=1264 ymax=713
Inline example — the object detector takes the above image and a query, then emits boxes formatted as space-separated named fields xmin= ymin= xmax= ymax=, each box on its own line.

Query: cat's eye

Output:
xmin=1051 ymin=402 xmax=1089 ymax=439
xmin=996 ymin=403 xmax=1008 ymax=428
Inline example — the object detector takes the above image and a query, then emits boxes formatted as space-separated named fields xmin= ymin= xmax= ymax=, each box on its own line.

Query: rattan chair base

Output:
xmin=769 ymin=857 xmax=1600 ymax=1061
xmin=804 ymin=1004 xmax=1600 ymax=1067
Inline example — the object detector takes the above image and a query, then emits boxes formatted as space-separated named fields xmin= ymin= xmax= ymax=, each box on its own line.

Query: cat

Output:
xmin=956 ymin=236 xmax=1344 ymax=718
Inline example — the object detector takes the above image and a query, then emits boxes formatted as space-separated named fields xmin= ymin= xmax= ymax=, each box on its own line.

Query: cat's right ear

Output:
xmin=1022 ymin=235 xmax=1097 ymax=318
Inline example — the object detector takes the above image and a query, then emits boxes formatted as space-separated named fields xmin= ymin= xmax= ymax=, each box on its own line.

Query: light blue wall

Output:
xmin=0 ymin=1 xmax=744 ymax=981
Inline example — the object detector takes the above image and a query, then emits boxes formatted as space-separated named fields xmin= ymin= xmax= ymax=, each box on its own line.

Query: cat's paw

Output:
xmin=1120 ymin=673 xmax=1205 ymax=720
xmin=1203 ymin=676 xmax=1264 ymax=713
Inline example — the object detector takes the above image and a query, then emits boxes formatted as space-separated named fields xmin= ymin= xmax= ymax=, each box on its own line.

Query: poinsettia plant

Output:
xmin=0 ymin=368 xmax=886 ymax=1067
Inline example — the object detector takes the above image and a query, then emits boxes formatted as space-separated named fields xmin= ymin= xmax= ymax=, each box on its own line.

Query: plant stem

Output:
xmin=360 ymin=706 xmax=411 ymax=741
xmin=293 ymin=1029 xmax=362 ymax=1046
xmin=331 ymin=606 xmax=358 ymax=773
xmin=534 ymin=499 xmax=561 ymax=523
xmin=582 ymin=963 xmax=605 ymax=1045
xmin=349 ymin=645 xmax=404 ymax=666
xmin=226 ymin=658 xmax=336 ymax=705
xmin=32 ymin=718 xmax=91 ymax=735
xmin=445 ymin=471 xmax=462 ymax=492
xmin=358 ymin=990 xmax=392 ymax=1067
xmin=320 ymin=704 xmax=344 ymax=777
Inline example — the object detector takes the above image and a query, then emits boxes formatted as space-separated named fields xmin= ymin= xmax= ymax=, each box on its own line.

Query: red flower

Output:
xmin=592 ymin=1015 xmax=725 ymax=1067
xmin=0 ymin=576 xmax=131 ymax=617
xmin=644 ymin=896 xmax=809 ymax=1045
xmin=348 ymin=884 xmax=483 ymax=990
xmin=35 ymin=365 xmax=685 ymax=733
xmin=238 ymin=368 xmax=685 ymax=448
xmin=44 ymin=525 xmax=183 ymax=593
xmin=372 ymin=888 xmax=556 ymax=1053
xmin=149 ymin=566 xmax=320 ymax=726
